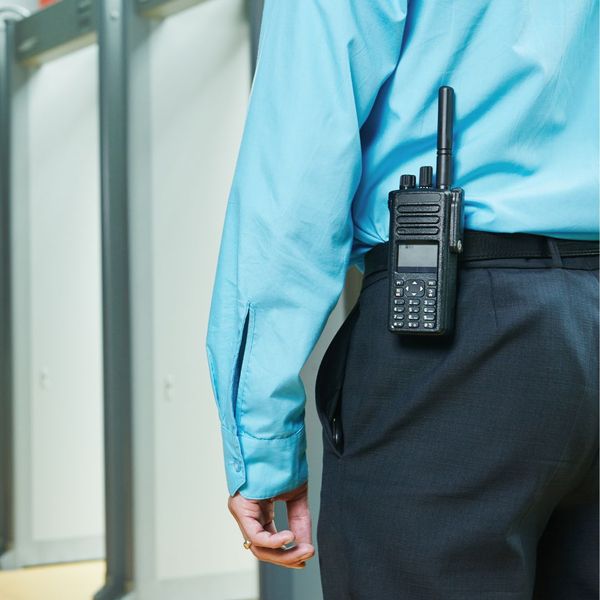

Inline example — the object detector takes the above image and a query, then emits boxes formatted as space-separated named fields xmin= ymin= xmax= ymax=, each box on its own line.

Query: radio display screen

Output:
xmin=397 ymin=243 xmax=438 ymax=270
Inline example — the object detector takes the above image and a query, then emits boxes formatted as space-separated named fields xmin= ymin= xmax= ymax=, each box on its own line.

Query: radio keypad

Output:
xmin=392 ymin=278 xmax=438 ymax=331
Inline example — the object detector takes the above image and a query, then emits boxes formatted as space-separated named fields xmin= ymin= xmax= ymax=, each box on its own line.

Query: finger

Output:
xmin=259 ymin=503 xmax=279 ymax=535
xmin=259 ymin=510 xmax=293 ymax=548
xmin=259 ymin=557 xmax=307 ymax=570
xmin=251 ymin=542 xmax=315 ymax=567
xmin=243 ymin=517 xmax=295 ymax=548
xmin=263 ymin=559 xmax=307 ymax=570
xmin=230 ymin=499 xmax=295 ymax=549
xmin=286 ymin=492 xmax=313 ymax=547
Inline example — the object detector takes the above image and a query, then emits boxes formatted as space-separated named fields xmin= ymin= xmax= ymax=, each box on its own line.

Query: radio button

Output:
xmin=405 ymin=280 xmax=425 ymax=297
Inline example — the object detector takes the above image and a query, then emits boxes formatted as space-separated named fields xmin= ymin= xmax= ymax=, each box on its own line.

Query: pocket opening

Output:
xmin=315 ymin=302 xmax=360 ymax=457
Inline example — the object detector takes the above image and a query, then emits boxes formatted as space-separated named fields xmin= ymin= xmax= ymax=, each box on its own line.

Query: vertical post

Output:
xmin=246 ymin=0 xmax=263 ymax=75
xmin=95 ymin=0 xmax=134 ymax=597
xmin=0 ymin=17 xmax=14 ymax=560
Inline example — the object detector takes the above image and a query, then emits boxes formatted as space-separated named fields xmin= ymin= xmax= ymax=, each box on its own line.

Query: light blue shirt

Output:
xmin=207 ymin=0 xmax=599 ymax=499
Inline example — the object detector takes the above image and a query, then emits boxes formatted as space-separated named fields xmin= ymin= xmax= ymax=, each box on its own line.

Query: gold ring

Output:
xmin=243 ymin=539 xmax=252 ymax=550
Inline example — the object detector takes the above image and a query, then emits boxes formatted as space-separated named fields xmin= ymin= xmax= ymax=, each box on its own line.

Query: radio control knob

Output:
xmin=400 ymin=174 xmax=416 ymax=189
xmin=419 ymin=166 xmax=433 ymax=188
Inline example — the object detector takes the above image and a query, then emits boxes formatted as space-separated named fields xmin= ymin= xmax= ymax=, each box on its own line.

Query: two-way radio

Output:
xmin=387 ymin=86 xmax=464 ymax=335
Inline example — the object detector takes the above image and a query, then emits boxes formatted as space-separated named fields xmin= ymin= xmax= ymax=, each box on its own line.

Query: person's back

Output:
xmin=207 ymin=2 xmax=599 ymax=597
xmin=355 ymin=0 xmax=598 ymax=251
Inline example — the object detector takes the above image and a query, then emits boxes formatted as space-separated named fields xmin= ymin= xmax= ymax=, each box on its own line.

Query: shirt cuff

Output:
xmin=220 ymin=424 xmax=308 ymax=500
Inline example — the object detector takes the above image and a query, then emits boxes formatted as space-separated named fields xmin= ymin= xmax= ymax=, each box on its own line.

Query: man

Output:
xmin=206 ymin=1 xmax=599 ymax=597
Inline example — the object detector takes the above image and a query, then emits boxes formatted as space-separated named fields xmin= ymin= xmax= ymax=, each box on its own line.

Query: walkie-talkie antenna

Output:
xmin=436 ymin=86 xmax=454 ymax=190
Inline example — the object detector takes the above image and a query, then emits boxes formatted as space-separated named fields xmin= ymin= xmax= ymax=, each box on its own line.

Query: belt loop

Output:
xmin=546 ymin=237 xmax=563 ymax=268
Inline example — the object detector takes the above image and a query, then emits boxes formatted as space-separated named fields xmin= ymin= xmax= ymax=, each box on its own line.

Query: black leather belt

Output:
xmin=364 ymin=230 xmax=599 ymax=277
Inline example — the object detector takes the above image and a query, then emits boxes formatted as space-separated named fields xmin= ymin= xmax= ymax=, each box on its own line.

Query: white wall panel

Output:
xmin=150 ymin=0 xmax=254 ymax=581
xmin=8 ymin=43 xmax=104 ymax=566
xmin=128 ymin=0 xmax=257 ymax=598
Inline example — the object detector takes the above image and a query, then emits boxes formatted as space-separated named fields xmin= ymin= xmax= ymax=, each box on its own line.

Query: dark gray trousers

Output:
xmin=316 ymin=250 xmax=599 ymax=599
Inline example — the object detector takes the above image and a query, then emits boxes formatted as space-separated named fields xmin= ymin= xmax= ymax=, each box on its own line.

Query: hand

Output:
xmin=228 ymin=481 xmax=315 ymax=569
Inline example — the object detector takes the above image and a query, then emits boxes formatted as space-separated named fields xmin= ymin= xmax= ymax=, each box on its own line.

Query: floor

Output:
xmin=0 ymin=560 xmax=105 ymax=600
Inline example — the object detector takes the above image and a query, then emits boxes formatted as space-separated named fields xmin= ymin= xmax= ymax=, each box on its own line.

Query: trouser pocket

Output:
xmin=315 ymin=302 xmax=360 ymax=457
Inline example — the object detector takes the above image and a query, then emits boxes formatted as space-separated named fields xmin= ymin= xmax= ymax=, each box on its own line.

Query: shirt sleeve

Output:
xmin=206 ymin=0 xmax=408 ymax=500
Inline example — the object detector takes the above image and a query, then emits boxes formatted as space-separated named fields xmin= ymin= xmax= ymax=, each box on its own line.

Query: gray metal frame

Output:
xmin=1 ymin=0 xmax=106 ymax=573
xmin=14 ymin=0 xmax=98 ymax=67
xmin=2 ymin=0 xmax=285 ymax=594
xmin=136 ymin=0 xmax=207 ymax=19
xmin=0 ymin=17 xmax=15 ymax=561
xmin=7 ymin=0 xmax=131 ymax=589
xmin=94 ymin=0 xmax=134 ymax=598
